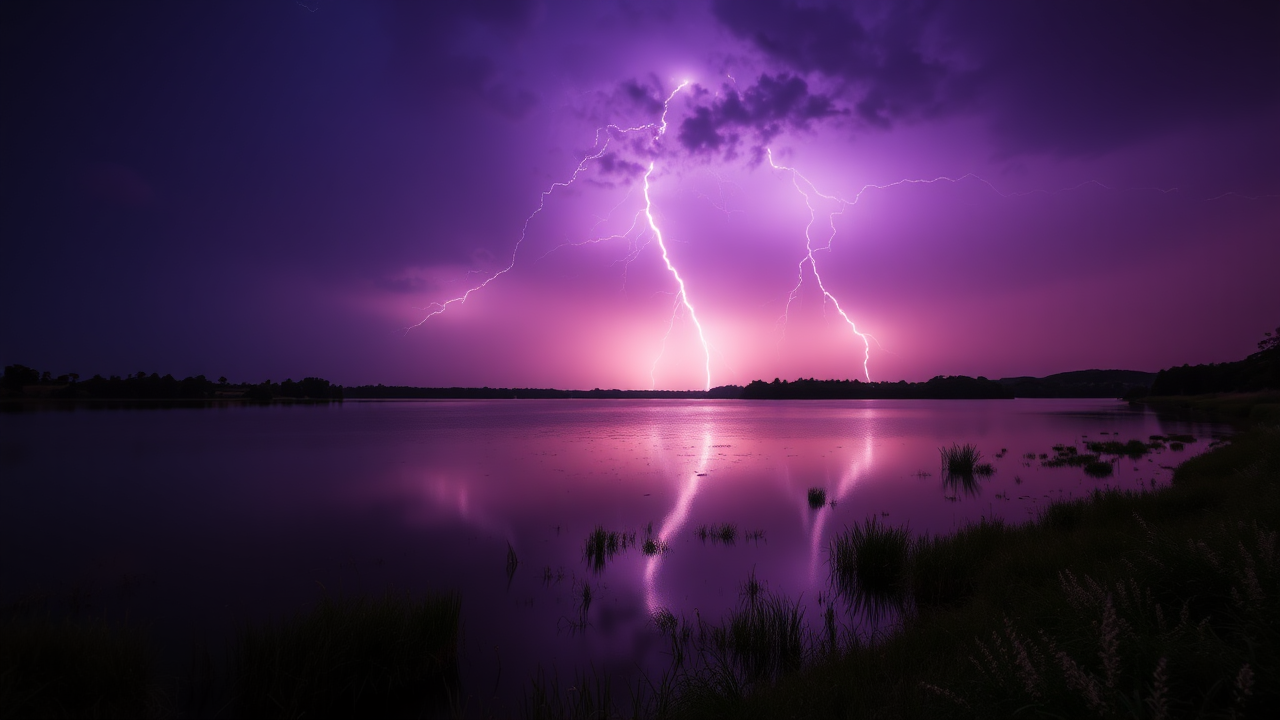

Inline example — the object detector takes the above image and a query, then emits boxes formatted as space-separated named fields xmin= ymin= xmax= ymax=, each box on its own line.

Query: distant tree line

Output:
xmin=1 ymin=365 xmax=342 ymax=401
xmin=729 ymin=375 xmax=1014 ymax=400
xmin=1146 ymin=325 xmax=1280 ymax=396
xmin=343 ymin=385 xmax=710 ymax=399
xmin=343 ymin=375 xmax=1014 ymax=400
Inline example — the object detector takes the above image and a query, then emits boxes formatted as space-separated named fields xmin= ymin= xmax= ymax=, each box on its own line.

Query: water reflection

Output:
xmin=0 ymin=398 xmax=1231 ymax=706
xmin=644 ymin=424 xmax=713 ymax=613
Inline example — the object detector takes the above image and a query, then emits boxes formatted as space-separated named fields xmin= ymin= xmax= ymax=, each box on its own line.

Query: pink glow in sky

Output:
xmin=3 ymin=2 xmax=1277 ymax=387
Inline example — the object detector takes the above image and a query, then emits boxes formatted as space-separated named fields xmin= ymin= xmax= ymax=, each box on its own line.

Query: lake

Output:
xmin=0 ymin=398 xmax=1226 ymax=706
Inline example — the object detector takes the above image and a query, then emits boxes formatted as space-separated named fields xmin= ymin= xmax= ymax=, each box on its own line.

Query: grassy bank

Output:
xmin=1140 ymin=391 xmax=1280 ymax=424
xmin=667 ymin=423 xmax=1279 ymax=719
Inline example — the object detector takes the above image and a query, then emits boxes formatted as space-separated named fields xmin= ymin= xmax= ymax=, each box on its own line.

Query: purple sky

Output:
xmin=3 ymin=1 xmax=1277 ymax=389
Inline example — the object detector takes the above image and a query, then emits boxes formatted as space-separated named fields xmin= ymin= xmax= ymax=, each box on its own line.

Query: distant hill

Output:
xmin=997 ymin=369 xmax=1156 ymax=398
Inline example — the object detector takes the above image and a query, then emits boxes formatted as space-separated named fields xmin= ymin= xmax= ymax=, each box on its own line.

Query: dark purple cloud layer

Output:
xmin=678 ymin=73 xmax=841 ymax=159
xmin=713 ymin=0 xmax=1280 ymax=155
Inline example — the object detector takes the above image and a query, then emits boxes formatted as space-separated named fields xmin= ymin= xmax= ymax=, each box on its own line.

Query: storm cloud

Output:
xmin=677 ymin=73 xmax=842 ymax=158
xmin=713 ymin=0 xmax=1280 ymax=156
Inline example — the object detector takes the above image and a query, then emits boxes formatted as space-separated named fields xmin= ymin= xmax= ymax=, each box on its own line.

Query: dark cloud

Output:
xmin=712 ymin=0 xmax=1280 ymax=156
xmin=382 ymin=1 xmax=542 ymax=119
xmin=596 ymin=152 xmax=646 ymax=179
xmin=677 ymin=73 xmax=841 ymax=158
xmin=620 ymin=78 xmax=666 ymax=116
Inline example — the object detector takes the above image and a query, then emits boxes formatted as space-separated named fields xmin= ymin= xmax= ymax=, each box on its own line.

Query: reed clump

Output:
xmin=583 ymin=526 xmax=635 ymax=571
xmin=1083 ymin=459 xmax=1114 ymax=478
xmin=642 ymin=536 xmax=668 ymax=556
xmin=940 ymin=443 xmax=982 ymax=475
xmin=829 ymin=517 xmax=912 ymax=618
xmin=807 ymin=487 xmax=827 ymax=509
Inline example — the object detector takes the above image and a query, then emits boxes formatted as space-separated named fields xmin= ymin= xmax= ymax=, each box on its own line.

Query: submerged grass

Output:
xmin=230 ymin=591 xmax=460 ymax=718
xmin=694 ymin=523 xmax=739 ymax=545
xmin=1083 ymin=459 xmax=1114 ymax=478
xmin=584 ymin=526 xmax=635 ymax=572
xmin=642 ymin=537 xmax=668 ymax=556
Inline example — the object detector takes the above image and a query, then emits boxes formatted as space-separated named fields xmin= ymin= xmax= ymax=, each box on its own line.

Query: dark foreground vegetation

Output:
xmin=1 ymin=592 xmax=461 ymax=719
xmin=686 ymin=421 xmax=1276 ymax=719
xmin=1141 ymin=325 xmax=1280 ymax=399
xmin=1 ymin=364 xmax=341 ymax=402
xmin=524 ymin=417 xmax=1276 ymax=719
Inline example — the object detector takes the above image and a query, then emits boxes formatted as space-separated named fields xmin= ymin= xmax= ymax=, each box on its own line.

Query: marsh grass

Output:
xmin=1087 ymin=438 xmax=1158 ymax=458
xmin=910 ymin=517 xmax=1007 ymax=611
xmin=686 ymin=424 xmax=1280 ymax=719
xmin=578 ymin=582 xmax=592 ymax=625
xmin=717 ymin=524 xmax=738 ymax=544
xmin=807 ymin=487 xmax=827 ymax=509
xmin=584 ymin=526 xmax=635 ymax=572
xmin=694 ymin=523 xmax=738 ymax=545
xmin=505 ymin=541 xmax=519 ymax=585
xmin=940 ymin=443 xmax=982 ymax=475
xmin=717 ymin=593 xmax=805 ymax=683
xmin=229 ymin=592 xmax=460 ymax=718
xmin=1083 ymin=459 xmax=1114 ymax=478
xmin=0 ymin=616 xmax=153 ymax=718
xmin=829 ymin=517 xmax=912 ymax=619
xmin=641 ymin=537 xmax=668 ymax=556
xmin=1043 ymin=443 xmax=1102 ymax=469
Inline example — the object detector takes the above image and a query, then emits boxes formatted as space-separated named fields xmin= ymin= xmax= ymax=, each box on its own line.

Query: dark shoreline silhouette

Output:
xmin=7 ymin=322 xmax=1274 ymax=404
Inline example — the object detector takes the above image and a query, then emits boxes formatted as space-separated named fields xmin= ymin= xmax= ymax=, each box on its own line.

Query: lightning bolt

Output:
xmin=762 ymin=151 xmax=1182 ymax=382
xmin=644 ymin=162 xmax=713 ymax=391
xmin=767 ymin=149 xmax=873 ymax=382
xmin=406 ymin=81 xmax=690 ymax=332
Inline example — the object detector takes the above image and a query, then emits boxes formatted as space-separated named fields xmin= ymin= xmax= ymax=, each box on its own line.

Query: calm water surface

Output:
xmin=0 ymin=399 xmax=1226 ymax=703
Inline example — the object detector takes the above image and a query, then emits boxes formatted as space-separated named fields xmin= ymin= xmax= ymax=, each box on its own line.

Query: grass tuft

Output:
xmin=940 ymin=443 xmax=982 ymax=475
xmin=583 ymin=526 xmax=633 ymax=572
xmin=642 ymin=537 xmax=668 ymax=556
xmin=807 ymin=487 xmax=827 ymax=509
xmin=829 ymin=517 xmax=912 ymax=618
xmin=1083 ymin=460 xmax=1114 ymax=478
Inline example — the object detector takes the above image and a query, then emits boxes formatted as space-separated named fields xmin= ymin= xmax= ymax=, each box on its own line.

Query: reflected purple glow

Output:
xmin=644 ymin=424 xmax=712 ymax=613
xmin=0 ymin=399 xmax=1229 ymax=705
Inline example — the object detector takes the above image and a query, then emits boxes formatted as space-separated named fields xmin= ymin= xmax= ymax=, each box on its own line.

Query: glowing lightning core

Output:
xmin=767 ymin=149 xmax=873 ymax=382
xmin=643 ymin=162 xmax=713 ymax=391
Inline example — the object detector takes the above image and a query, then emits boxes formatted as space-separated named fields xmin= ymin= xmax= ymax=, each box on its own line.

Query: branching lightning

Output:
xmin=406 ymin=82 xmax=690 ymax=332
xmin=644 ymin=162 xmax=713 ymax=391
xmin=767 ymin=149 xmax=874 ymax=381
